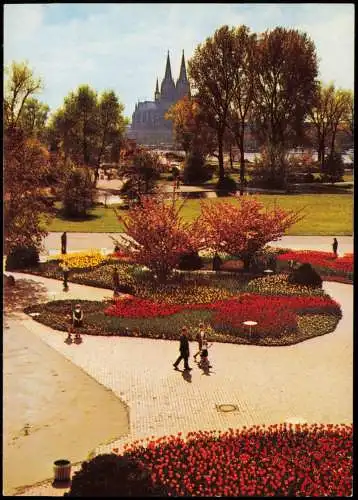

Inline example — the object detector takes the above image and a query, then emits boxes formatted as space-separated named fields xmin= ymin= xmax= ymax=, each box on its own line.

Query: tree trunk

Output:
xmin=229 ymin=144 xmax=233 ymax=172
xmin=217 ymin=132 xmax=225 ymax=182
xmin=239 ymin=129 xmax=245 ymax=196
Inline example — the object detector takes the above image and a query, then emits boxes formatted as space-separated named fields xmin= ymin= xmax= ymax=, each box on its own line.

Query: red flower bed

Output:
xmin=278 ymin=251 xmax=353 ymax=274
xmin=120 ymin=424 xmax=352 ymax=496
xmin=104 ymin=293 xmax=341 ymax=337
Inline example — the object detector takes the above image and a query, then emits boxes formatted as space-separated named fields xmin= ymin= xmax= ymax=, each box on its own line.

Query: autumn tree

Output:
xmin=4 ymin=61 xmax=55 ymax=255
xmin=307 ymin=84 xmax=353 ymax=174
xmin=252 ymin=27 xmax=318 ymax=187
xmin=4 ymin=129 xmax=54 ymax=253
xmin=165 ymin=96 xmax=216 ymax=157
xmin=226 ymin=26 xmax=257 ymax=194
xmin=199 ymin=196 xmax=303 ymax=270
xmin=188 ymin=25 xmax=242 ymax=182
xmin=113 ymin=193 xmax=204 ymax=281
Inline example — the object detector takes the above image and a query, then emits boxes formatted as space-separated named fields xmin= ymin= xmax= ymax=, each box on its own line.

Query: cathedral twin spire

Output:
xmin=156 ymin=50 xmax=189 ymax=102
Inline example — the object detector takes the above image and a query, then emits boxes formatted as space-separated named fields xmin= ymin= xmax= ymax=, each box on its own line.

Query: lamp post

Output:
xmin=243 ymin=320 xmax=258 ymax=338
xmin=264 ymin=269 xmax=274 ymax=277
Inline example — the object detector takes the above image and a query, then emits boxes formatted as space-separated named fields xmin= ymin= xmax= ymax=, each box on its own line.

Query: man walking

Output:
xmin=173 ymin=327 xmax=192 ymax=371
xmin=62 ymin=262 xmax=70 ymax=289
xmin=61 ymin=232 xmax=67 ymax=255
xmin=332 ymin=238 xmax=338 ymax=258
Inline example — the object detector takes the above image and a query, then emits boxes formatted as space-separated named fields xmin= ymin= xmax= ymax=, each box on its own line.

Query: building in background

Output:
xmin=129 ymin=51 xmax=190 ymax=146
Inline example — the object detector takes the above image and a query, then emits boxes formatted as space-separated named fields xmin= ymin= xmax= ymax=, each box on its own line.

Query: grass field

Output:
xmin=46 ymin=193 xmax=353 ymax=235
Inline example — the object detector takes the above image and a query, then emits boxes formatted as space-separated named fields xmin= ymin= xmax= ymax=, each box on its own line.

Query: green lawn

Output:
xmin=46 ymin=194 xmax=353 ymax=235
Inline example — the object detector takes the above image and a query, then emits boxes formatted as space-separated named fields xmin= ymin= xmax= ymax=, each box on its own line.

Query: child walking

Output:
xmin=198 ymin=340 xmax=213 ymax=369
xmin=193 ymin=323 xmax=207 ymax=362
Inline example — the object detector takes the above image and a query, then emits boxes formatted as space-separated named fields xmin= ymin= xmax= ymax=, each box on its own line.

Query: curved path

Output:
xmin=4 ymin=271 xmax=352 ymax=495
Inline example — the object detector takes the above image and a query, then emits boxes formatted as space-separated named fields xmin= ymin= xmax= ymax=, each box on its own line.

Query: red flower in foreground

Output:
xmin=117 ymin=424 xmax=352 ymax=496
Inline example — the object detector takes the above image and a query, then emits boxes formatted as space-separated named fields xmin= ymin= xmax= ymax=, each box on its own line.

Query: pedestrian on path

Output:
xmin=332 ymin=238 xmax=338 ymax=258
xmin=62 ymin=262 xmax=70 ymax=290
xmin=112 ymin=267 xmax=120 ymax=295
xmin=173 ymin=327 xmax=192 ymax=371
xmin=72 ymin=304 xmax=84 ymax=328
xmin=193 ymin=323 xmax=207 ymax=362
xmin=198 ymin=340 xmax=213 ymax=370
xmin=213 ymin=252 xmax=222 ymax=272
xmin=61 ymin=232 xmax=67 ymax=255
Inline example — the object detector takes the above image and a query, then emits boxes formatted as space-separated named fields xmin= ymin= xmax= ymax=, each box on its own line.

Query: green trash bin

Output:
xmin=53 ymin=459 xmax=71 ymax=482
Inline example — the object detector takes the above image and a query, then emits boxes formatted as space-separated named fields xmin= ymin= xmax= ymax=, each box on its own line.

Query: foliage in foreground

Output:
xmin=65 ymin=454 xmax=167 ymax=497
xmin=68 ymin=424 xmax=352 ymax=497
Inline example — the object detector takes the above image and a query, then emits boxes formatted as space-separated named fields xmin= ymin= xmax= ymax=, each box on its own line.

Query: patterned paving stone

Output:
xmin=6 ymin=273 xmax=352 ymax=496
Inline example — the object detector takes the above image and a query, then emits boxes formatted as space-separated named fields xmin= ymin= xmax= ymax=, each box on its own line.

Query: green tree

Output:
xmin=252 ymin=27 xmax=318 ymax=187
xmin=4 ymin=60 xmax=43 ymax=131
xmin=188 ymin=26 xmax=242 ymax=182
xmin=48 ymin=86 xmax=126 ymax=182
xmin=18 ymin=97 xmax=49 ymax=139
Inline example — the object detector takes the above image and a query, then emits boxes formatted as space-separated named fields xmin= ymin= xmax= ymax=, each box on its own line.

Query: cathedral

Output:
xmin=129 ymin=51 xmax=191 ymax=146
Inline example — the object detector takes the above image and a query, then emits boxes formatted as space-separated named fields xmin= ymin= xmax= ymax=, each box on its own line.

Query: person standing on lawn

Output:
xmin=193 ymin=323 xmax=207 ymax=362
xmin=332 ymin=238 xmax=338 ymax=258
xmin=173 ymin=327 xmax=192 ymax=371
xmin=61 ymin=232 xmax=67 ymax=254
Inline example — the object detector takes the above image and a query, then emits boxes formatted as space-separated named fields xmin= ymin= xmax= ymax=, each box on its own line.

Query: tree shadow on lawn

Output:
xmin=4 ymin=279 xmax=49 ymax=319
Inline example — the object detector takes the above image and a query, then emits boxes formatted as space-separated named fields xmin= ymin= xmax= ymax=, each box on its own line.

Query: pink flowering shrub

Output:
xmin=118 ymin=424 xmax=352 ymax=496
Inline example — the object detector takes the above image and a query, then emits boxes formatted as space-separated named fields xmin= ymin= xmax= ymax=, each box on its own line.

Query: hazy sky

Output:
xmin=4 ymin=3 xmax=354 ymax=119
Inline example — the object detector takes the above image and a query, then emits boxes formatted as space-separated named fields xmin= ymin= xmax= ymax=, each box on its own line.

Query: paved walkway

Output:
xmin=42 ymin=233 xmax=353 ymax=256
xmin=4 ymin=270 xmax=353 ymax=496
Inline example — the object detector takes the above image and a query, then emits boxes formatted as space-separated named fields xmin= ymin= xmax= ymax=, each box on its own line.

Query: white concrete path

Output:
xmin=42 ymin=233 xmax=353 ymax=256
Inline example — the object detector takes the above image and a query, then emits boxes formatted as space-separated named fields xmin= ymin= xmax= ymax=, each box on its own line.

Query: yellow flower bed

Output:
xmin=138 ymin=284 xmax=235 ymax=305
xmin=49 ymin=250 xmax=108 ymax=269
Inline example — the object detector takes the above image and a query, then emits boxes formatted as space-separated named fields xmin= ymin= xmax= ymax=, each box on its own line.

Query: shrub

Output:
xmin=6 ymin=245 xmax=39 ymax=270
xmin=321 ymin=152 xmax=345 ymax=184
xmin=182 ymin=151 xmax=211 ymax=184
xmin=62 ymin=167 xmax=95 ymax=218
xmin=215 ymin=176 xmax=237 ymax=195
xmin=288 ymin=262 xmax=322 ymax=288
xmin=65 ymin=454 xmax=168 ymax=497
xmin=171 ymin=165 xmax=180 ymax=178
xmin=177 ymin=251 xmax=203 ymax=270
